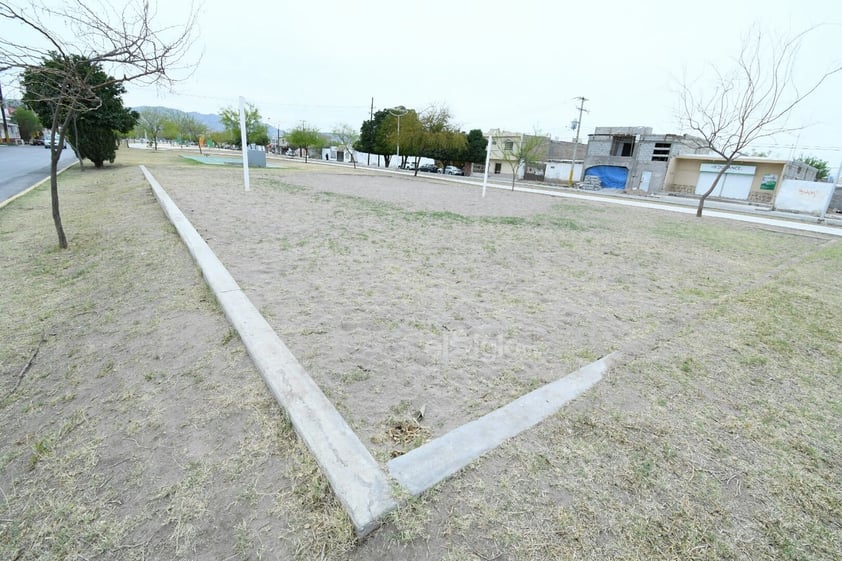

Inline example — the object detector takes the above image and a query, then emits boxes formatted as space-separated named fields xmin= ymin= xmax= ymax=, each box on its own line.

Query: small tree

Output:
xmin=462 ymin=129 xmax=489 ymax=167
xmin=415 ymin=105 xmax=465 ymax=175
xmin=172 ymin=110 xmax=208 ymax=152
xmin=287 ymin=123 xmax=325 ymax=163
xmin=219 ymin=103 xmax=269 ymax=147
xmin=332 ymin=123 xmax=359 ymax=168
xmin=679 ymin=25 xmax=842 ymax=217
xmin=799 ymin=155 xmax=830 ymax=181
xmin=355 ymin=109 xmax=390 ymax=166
xmin=10 ymin=106 xmax=40 ymax=141
xmin=499 ymin=131 xmax=549 ymax=190
xmin=0 ymin=0 xmax=197 ymax=248
xmin=136 ymin=107 xmax=169 ymax=150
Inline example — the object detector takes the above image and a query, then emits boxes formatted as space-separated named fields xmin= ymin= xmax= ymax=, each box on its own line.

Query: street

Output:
xmin=0 ymin=144 xmax=77 ymax=203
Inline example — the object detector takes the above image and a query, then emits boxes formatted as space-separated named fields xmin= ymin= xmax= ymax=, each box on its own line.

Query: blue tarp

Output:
xmin=585 ymin=165 xmax=629 ymax=189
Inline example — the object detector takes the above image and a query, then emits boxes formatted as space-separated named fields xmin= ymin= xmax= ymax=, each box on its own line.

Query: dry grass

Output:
xmin=2 ymin=147 xmax=840 ymax=560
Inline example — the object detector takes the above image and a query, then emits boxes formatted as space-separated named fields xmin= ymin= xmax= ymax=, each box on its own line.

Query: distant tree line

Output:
xmin=353 ymin=105 xmax=487 ymax=173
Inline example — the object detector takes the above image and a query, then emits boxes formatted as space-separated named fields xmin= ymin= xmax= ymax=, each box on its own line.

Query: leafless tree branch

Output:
xmin=677 ymin=24 xmax=842 ymax=216
xmin=0 ymin=0 xmax=199 ymax=248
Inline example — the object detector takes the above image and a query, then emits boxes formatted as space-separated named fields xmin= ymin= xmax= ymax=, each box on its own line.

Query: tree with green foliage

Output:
xmin=10 ymin=106 xmax=40 ymax=142
xmin=62 ymin=70 xmax=137 ymax=168
xmin=171 ymin=111 xmax=209 ymax=152
xmin=355 ymin=109 xmax=390 ymax=166
xmin=286 ymin=123 xmax=325 ymax=163
xmin=462 ymin=129 xmax=489 ymax=166
xmin=381 ymin=108 xmax=422 ymax=169
xmin=23 ymin=56 xmax=137 ymax=169
xmin=799 ymin=155 xmax=830 ymax=181
xmin=219 ymin=103 xmax=269 ymax=147
xmin=418 ymin=105 xmax=467 ymax=174
xmin=1 ymin=0 xmax=197 ymax=248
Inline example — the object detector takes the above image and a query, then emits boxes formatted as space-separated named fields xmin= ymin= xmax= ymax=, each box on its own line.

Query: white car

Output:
xmin=444 ymin=165 xmax=464 ymax=175
xmin=43 ymin=136 xmax=67 ymax=149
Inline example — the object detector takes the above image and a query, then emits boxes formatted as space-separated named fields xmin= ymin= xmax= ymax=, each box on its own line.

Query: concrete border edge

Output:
xmin=139 ymin=165 xmax=397 ymax=537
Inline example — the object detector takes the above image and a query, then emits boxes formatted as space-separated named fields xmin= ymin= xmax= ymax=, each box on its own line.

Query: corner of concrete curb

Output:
xmin=139 ymin=165 xmax=397 ymax=537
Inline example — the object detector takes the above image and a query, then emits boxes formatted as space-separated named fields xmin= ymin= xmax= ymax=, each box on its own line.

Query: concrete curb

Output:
xmin=388 ymin=353 xmax=618 ymax=495
xmin=140 ymin=166 xmax=396 ymax=537
xmin=141 ymin=164 xmax=618 ymax=537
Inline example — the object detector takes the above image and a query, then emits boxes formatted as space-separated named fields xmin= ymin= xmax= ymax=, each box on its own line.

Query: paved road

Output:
xmin=0 ymin=144 xmax=77 ymax=203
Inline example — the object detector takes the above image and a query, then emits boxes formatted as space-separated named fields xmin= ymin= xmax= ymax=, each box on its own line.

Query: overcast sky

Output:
xmin=5 ymin=0 xmax=842 ymax=169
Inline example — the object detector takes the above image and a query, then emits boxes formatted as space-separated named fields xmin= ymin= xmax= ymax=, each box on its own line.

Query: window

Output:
xmin=651 ymin=142 xmax=671 ymax=162
xmin=494 ymin=163 xmax=502 ymax=174
xmin=610 ymin=136 xmax=635 ymax=157
xmin=503 ymin=140 xmax=514 ymax=151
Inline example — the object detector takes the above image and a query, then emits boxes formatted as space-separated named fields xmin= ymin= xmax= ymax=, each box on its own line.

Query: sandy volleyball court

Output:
xmin=151 ymin=162 xmax=811 ymax=460
xmin=4 ymin=150 xmax=840 ymax=560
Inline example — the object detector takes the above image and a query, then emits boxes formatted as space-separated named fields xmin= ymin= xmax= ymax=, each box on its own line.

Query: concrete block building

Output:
xmin=664 ymin=154 xmax=819 ymax=205
xmin=582 ymin=126 xmax=709 ymax=192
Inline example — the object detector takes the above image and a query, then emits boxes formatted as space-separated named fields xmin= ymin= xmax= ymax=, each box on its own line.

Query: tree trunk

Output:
xmin=49 ymin=148 xmax=67 ymax=249
xmin=696 ymin=164 xmax=730 ymax=217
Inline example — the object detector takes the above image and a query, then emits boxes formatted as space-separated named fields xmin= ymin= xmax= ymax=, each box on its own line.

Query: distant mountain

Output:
xmin=130 ymin=106 xmax=286 ymax=137
xmin=130 ymin=105 xmax=223 ymax=132
xmin=190 ymin=112 xmax=223 ymax=132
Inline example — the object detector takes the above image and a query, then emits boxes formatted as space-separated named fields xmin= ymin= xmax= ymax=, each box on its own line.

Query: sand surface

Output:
xmin=154 ymin=163 xmax=771 ymax=461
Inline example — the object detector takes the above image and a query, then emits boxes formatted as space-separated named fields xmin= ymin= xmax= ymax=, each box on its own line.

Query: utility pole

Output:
xmin=567 ymin=96 xmax=588 ymax=186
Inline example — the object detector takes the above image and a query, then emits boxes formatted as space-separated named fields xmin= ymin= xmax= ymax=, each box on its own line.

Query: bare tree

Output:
xmin=498 ymin=130 xmax=549 ymax=190
xmin=332 ymin=123 xmax=359 ymax=169
xmin=0 ymin=0 xmax=198 ymax=248
xmin=678 ymin=25 xmax=842 ymax=217
xmin=136 ymin=107 xmax=169 ymax=150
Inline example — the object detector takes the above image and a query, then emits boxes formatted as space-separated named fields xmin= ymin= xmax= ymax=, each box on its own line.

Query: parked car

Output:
xmin=444 ymin=165 xmax=464 ymax=175
xmin=30 ymin=137 xmax=44 ymax=146
xmin=401 ymin=162 xmax=417 ymax=171
xmin=43 ymin=136 xmax=67 ymax=149
xmin=418 ymin=163 xmax=440 ymax=173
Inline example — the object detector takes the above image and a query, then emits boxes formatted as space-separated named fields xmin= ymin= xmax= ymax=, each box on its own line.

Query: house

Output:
xmin=582 ymin=126 xmax=709 ymax=192
xmin=664 ymin=154 xmax=819 ymax=205
xmin=1 ymin=106 xmax=22 ymax=144
xmin=543 ymin=139 xmax=586 ymax=184
xmin=479 ymin=130 xmax=585 ymax=184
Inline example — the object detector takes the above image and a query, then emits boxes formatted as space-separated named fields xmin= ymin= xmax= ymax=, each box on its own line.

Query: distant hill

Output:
xmin=130 ymin=106 xmax=283 ymax=137
xmin=130 ymin=106 xmax=223 ymax=132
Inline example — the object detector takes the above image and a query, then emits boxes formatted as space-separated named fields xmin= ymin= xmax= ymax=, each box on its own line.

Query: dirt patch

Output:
xmin=153 ymin=163 xmax=822 ymax=461
xmin=3 ymin=149 xmax=841 ymax=560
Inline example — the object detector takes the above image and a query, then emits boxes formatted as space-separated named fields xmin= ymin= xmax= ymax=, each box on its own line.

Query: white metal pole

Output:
xmin=482 ymin=130 xmax=493 ymax=198
xmin=239 ymin=96 xmax=250 ymax=191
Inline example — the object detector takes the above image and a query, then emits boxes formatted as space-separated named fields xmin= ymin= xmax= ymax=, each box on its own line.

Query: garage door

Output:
xmin=694 ymin=164 xmax=756 ymax=200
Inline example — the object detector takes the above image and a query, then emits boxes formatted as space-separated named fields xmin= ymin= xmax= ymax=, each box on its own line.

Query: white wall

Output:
xmin=773 ymin=179 xmax=835 ymax=216
xmin=545 ymin=162 xmax=583 ymax=182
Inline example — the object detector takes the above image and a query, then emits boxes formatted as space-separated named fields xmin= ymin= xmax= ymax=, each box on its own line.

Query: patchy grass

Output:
xmin=2 ymin=148 xmax=840 ymax=560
